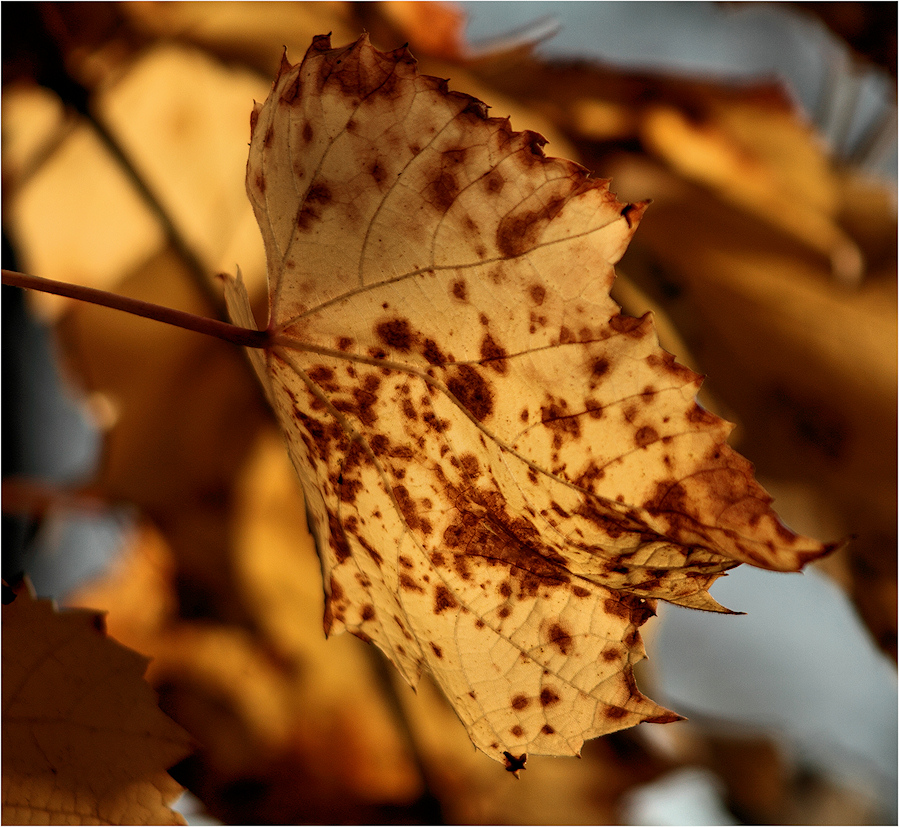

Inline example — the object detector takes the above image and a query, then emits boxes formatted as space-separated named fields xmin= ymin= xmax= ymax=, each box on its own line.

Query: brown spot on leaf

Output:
xmin=546 ymin=621 xmax=573 ymax=654
xmin=529 ymin=311 xmax=547 ymax=331
xmin=485 ymin=170 xmax=505 ymax=193
xmin=644 ymin=479 xmax=692 ymax=525
xmin=496 ymin=207 xmax=544 ymax=258
xmin=459 ymin=453 xmax=481 ymax=479
xmin=584 ymin=398 xmax=604 ymax=419
xmin=511 ymin=694 xmax=530 ymax=710
xmin=540 ymin=687 xmax=561 ymax=707
xmin=401 ymin=398 xmax=417 ymax=420
xmin=510 ymin=725 xmax=524 ymax=738
xmin=399 ymin=573 xmax=424 ymax=592
xmin=358 ymin=536 xmax=383 ymax=567
xmin=529 ymin=284 xmax=546 ymax=305
xmin=541 ymin=399 xmax=581 ymax=449
xmin=605 ymin=706 xmax=628 ymax=720
xmin=687 ymin=403 xmax=718 ymax=426
xmin=369 ymin=159 xmax=387 ymax=185
xmin=376 ymin=318 xmax=413 ymax=351
xmin=337 ymin=476 xmax=362 ymax=504
xmin=422 ymin=338 xmax=447 ymax=365
xmin=447 ymin=365 xmax=493 ymax=421
xmin=361 ymin=604 xmax=375 ymax=621
xmin=541 ymin=724 xmax=556 ymax=735
xmin=646 ymin=351 xmax=697 ymax=382
xmin=307 ymin=365 xmax=337 ymax=389
xmin=428 ymin=171 xmax=460 ymax=211
xmin=572 ymin=585 xmax=590 ymax=598
xmin=591 ymin=357 xmax=610 ymax=379
xmin=328 ymin=513 xmax=351 ymax=564
xmin=497 ymin=194 xmax=566 ymax=257
xmin=603 ymin=597 xmax=631 ymax=620
xmin=434 ymin=584 xmax=459 ymax=614
xmin=351 ymin=388 xmax=378 ymax=426
xmin=635 ymin=426 xmax=659 ymax=448
xmin=480 ymin=332 xmax=509 ymax=374
xmin=430 ymin=642 xmax=444 ymax=659
xmin=451 ymin=279 xmax=468 ymax=301
xmin=609 ymin=313 xmax=644 ymax=336
xmin=295 ymin=182 xmax=332 ymax=229
xmin=392 ymin=484 xmax=421 ymax=532
xmin=389 ymin=444 xmax=413 ymax=461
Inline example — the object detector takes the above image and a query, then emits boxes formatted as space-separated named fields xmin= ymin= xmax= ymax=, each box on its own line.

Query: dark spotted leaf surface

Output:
xmin=224 ymin=34 xmax=833 ymax=763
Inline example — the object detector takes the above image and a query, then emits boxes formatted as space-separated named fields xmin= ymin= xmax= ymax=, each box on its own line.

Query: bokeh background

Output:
xmin=3 ymin=2 xmax=896 ymax=824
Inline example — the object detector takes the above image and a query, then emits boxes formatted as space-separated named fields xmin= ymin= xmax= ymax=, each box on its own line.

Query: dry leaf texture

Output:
xmin=224 ymin=34 xmax=833 ymax=763
xmin=2 ymin=584 xmax=192 ymax=825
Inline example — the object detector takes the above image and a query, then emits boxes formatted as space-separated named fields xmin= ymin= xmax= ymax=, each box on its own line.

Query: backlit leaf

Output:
xmin=224 ymin=34 xmax=834 ymax=764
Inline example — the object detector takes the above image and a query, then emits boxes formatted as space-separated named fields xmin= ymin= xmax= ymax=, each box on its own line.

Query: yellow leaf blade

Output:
xmin=226 ymin=33 xmax=833 ymax=763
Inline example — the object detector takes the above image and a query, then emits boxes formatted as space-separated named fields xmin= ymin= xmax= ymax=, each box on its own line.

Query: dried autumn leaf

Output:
xmin=224 ymin=34 xmax=833 ymax=764
xmin=2 ymin=582 xmax=192 ymax=825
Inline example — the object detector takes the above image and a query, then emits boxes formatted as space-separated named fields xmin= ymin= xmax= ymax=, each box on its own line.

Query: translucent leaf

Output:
xmin=224 ymin=34 xmax=833 ymax=764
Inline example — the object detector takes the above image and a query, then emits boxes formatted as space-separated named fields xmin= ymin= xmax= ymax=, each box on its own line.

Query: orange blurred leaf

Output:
xmin=1 ymin=582 xmax=193 ymax=825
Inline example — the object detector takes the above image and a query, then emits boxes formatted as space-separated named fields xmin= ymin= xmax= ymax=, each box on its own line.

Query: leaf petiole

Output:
xmin=1 ymin=269 xmax=269 ymax=349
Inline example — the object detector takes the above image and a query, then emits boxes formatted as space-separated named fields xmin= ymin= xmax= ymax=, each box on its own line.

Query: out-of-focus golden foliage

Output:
xmin=3 ymin=2 xmax=895 ymax=824
xmin=2 ymin=582 xmax=193 ymax=825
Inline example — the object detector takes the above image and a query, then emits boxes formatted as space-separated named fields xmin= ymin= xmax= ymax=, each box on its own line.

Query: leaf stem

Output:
xmin=2 ymin=269 xmax=270 ymax=349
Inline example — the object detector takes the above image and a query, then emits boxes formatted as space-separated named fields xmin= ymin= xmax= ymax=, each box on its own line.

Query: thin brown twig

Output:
xmin=2 ymin=269 xmax=269 ymax=349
